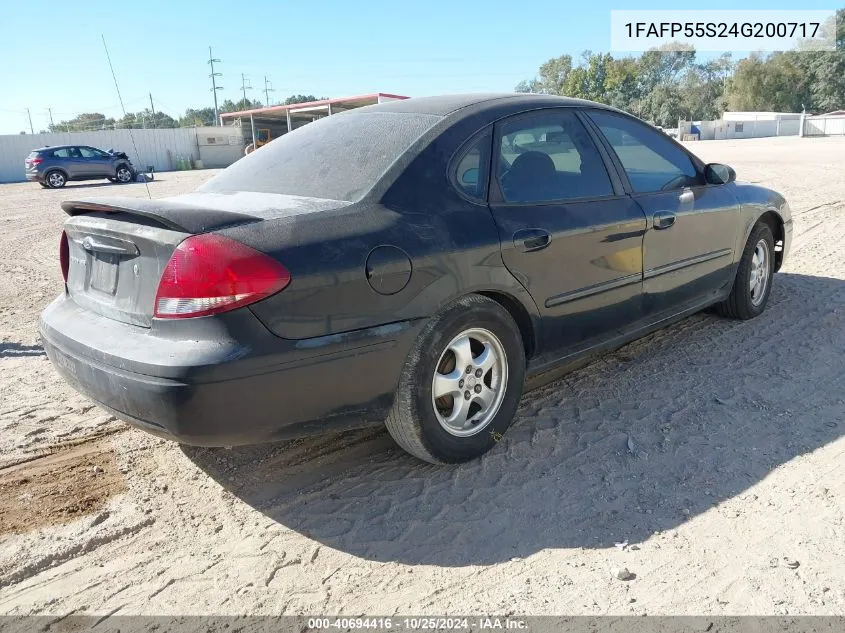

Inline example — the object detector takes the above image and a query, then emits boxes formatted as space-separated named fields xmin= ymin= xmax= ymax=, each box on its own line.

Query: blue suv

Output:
xmin=25 ymin=145 xmax=135 ymax=188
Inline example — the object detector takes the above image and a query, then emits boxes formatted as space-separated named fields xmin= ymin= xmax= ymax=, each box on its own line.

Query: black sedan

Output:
xmin=40 ymin=94 xmax=792 ymax=464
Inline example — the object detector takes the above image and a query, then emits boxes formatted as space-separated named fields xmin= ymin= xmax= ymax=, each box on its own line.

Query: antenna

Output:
xmin=208 ymin=46 xmax=223 ymax=125
xmin=102 ymin=34 xmax=151 ymax=199
xmin=264 ymin=76 xmax=275 ymax=106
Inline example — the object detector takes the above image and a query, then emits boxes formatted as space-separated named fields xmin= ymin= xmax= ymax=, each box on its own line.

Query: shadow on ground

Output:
xmin=0 ymin=342 xmax=45 ymax=358
xmin=185 ymin=273 xmax=845 ymax=566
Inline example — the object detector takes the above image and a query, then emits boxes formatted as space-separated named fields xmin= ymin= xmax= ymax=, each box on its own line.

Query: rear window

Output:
xmin=201 ymin=111 xmax=441 ymax=202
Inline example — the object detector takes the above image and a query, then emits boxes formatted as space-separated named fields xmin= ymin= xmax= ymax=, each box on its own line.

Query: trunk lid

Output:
xmin=64 ymin=213 xmax=187 ymax=327
xmin=61 ymin=193 xmax=350 ymax=328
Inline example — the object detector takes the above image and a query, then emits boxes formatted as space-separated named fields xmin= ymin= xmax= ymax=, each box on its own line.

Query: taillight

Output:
xmin=59 ymin=231 xmax=69 ymax=282
xmin=154 ymin=234 xmax=290 ymax=319
xmin=29 ymin=158 xmax=44 ymax=166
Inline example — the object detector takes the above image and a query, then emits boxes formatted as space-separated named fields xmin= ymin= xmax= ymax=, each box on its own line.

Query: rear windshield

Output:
xmin=201 ymin=111 xmax=441 ymax=202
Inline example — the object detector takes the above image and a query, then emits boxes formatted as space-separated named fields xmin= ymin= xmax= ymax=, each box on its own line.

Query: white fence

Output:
xmin=804 ymin=116 xmax=845 ymax=136
xmin=0 ymin=128 xmax=238 ymax=183
xmin=680 ymin=118 xmax=801 ymax=140
xmin=680 ymin=115 xmax=845 ymax=142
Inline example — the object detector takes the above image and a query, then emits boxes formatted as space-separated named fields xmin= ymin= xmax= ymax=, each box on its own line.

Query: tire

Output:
xmin=39 ymin=182 xmax=49 ymax=189
xmin=716 ymin=222 xmax=775 ymax=319
xmin=45 ymin=170 xmax=67 ymax=188
xmin=107 ymin=177 xmax=118 ymax=183
xmin=115 ymin=165 xmax=134 ymax=184
xmin=386 ymin=294 xmax=526 ymax=464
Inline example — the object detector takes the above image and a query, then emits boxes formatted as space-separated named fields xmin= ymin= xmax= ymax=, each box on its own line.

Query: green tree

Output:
xmin=179 ymin=107 xmax=217 ymax=127
xmin=219 ymin=98 xmax=264 ymax=113
xmin=679 ymin=54 xmax=733 ymax=121
xmin=515 ymin=55 xmax=573 ymax=94
xmin=49 ymin=112 xmax=115 ymax=133
xmin=116 ymin=109 xmax=178 ymax=129
xmin=725 ymin=53 xmax=804 ymax=112
xmin=284 ymin=94 xmax=325 ymax=104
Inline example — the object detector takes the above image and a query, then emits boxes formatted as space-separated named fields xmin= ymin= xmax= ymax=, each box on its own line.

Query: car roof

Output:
xmin=35 ymin=145 xmax=76 ymax=151
xmin=363 ymin=93 xmax=619 ymax=117
xmin=35 ymin=144 xmax=104 ymax=151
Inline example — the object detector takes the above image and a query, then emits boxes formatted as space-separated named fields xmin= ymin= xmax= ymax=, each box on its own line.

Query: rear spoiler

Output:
xmin=61 ymin=197 xmax=261 ymax=234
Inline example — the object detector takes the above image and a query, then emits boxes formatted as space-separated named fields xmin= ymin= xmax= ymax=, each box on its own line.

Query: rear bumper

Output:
xmin=40 ymin=294 xmax=422 ymax=446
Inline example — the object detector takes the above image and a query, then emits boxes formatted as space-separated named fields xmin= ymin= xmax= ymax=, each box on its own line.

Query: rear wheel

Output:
xmin=115 ymin=165 xmax=134 ymax=183
xmin=716 ymin=222 xmax=774 ymax=319
xmin=45 ymin=170 xmax=66 ymax=188
xmin=386 ymin=294 xmax=526 ymax=463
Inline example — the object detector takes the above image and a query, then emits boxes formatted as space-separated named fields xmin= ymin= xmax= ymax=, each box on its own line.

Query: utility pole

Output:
xmin=48 ymin=108 xmax=55 ymax=129
xmin=241 ymin=73 xmax=252 ymax=106
xmin=207 ymin=46 xmax=223 ymax=126
xmin=264 ymin=76 xmax=275 ymax=106
xmin=149 ymin=93 xmax=156 ymax=124
xmin=25 ymin=108 xmax=34 ymax=134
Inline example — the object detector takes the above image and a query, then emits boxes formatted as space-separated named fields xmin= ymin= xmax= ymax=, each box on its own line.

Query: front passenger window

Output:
xmin=588 ymin=110 xmax=701 ymax=193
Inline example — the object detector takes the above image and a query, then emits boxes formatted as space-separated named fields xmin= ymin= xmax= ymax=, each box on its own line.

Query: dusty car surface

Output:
xmin=40 ymin=94 xmax=792 ymax=463
xmin=25 ymin=145 xmax=135 ymax=188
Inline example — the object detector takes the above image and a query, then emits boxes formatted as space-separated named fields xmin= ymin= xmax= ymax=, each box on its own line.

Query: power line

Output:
xmin=101 ymin=34 xmax=150 ymax=198
xmin=208 ymin=46 xmax=223 ymax=126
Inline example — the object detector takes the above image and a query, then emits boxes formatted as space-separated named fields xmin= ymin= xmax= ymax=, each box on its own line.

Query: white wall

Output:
xmin=0 ymin=128 xmax=201 ymax=183
xmin=723 ymin=111 xmax=802 ymax=122
xmin=804 ymin=116 xmax=845 ymax=136
xmin=686 ymin=118 xmax=802 ymax=140
xmin=195 ymin=126 xmax=245 ymax=168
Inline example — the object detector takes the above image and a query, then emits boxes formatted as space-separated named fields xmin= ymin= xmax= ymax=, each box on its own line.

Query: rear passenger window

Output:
xmin=52 ymin=148 xmax=72 ymax=158
xmin=588 ymin=110 xmax=701 ymax=193
xmin=495 ymin=110 xmax=613 ymax=204
xmin=79 ymin=147 xmax=109 ymax=158
xmin=452 ymin=130 xmax=491 ymax=202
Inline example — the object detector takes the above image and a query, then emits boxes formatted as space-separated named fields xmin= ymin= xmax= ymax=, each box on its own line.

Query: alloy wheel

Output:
xmin=431 ymin=327 xmax=508 ymax=437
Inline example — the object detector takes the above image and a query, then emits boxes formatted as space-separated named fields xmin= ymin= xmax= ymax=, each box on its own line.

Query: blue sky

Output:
xmin=0 ymin=0 xmax=838 ymax=134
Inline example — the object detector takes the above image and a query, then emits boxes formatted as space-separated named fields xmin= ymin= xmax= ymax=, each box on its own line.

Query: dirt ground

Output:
xmin=1 ymin=136 xmax=844 ymax=616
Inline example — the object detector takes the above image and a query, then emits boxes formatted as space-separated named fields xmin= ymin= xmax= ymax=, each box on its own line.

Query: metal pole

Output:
xmin=48 ymin=108 xmax=55 ymax=130
xmin=149 ymin=93 xmax=156 ymax=125
xmin=26 ymin=108 xmax=34 ymax=134
xmin=241 ymin=74 xmax=252 ymax=105
xmin=208 ymin=46 xmax=222 ymax=126
xmin=250 ymin=112 xmax=256 ymax=148
xmin=264 ymin=76 xmax=274 ymax=106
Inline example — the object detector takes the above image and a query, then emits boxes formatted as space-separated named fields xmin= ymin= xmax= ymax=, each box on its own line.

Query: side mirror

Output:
xmin=461 ymin=167 xmax=479 ymax=185
xmin=705 ymin=163 xmax=736 ymax=185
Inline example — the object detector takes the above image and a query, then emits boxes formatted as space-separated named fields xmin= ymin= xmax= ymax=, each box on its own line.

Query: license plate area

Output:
xmin=89 ymin=253 xmax=119 ymax=295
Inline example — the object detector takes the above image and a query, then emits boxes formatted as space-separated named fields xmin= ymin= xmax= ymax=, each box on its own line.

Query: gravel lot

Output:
xmin=1 ymin=136 xmax=845 ymax=616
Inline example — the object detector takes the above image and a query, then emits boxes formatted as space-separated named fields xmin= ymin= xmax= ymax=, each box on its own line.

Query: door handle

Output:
xmin=678 ymin=189 xmax=694 ymax=204
xmin=653 ymin=211 xmax=676 ymax=230
xmin=513 ymin=228 xmax=551 ymax=252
